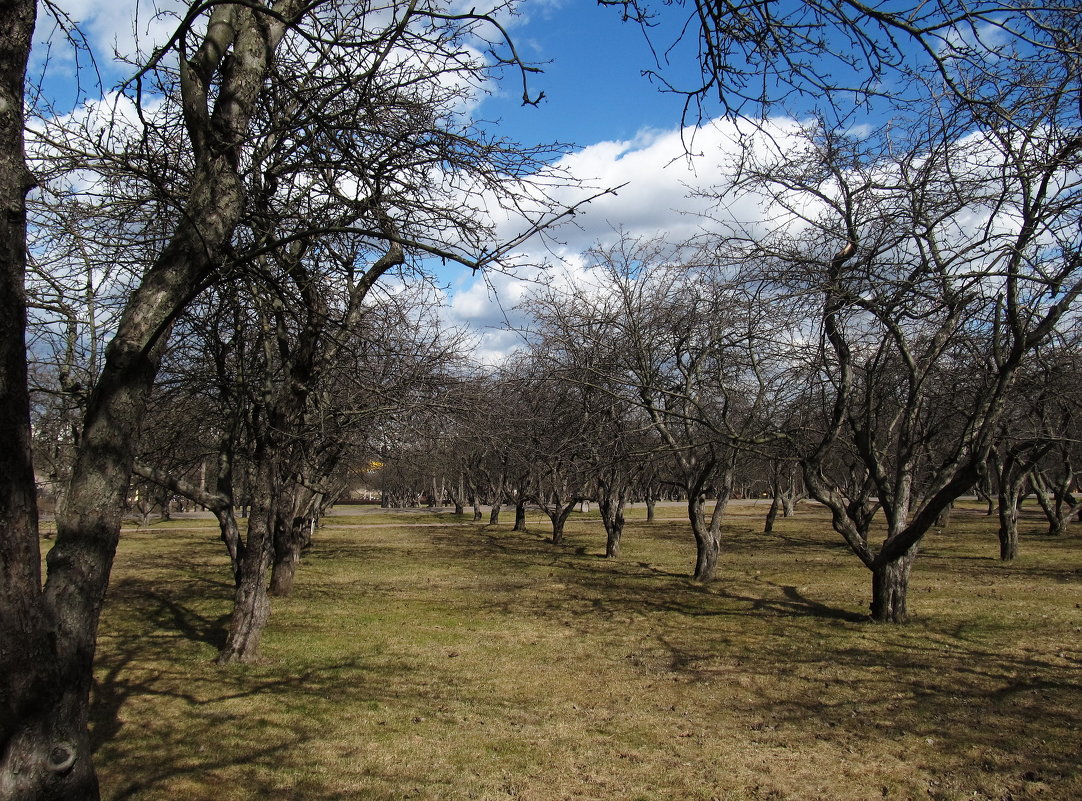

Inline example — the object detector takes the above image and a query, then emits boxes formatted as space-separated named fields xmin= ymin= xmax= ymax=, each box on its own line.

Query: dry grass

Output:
xmin=87 ymin=501 xmax=1081 ymax=801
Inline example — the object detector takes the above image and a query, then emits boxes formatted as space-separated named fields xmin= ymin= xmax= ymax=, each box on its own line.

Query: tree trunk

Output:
xmin=489 ymin=503 xmax=501 ymax=525
xmin=513 ymin=499 xmax=527 ymax=531
xmin=269 ymin=514 xmax=302 ymax=598
xmin=551 ymin=516 xmax=566 ymax=544
xmin=782 ymin=495 xmax=798 ymax=517
xmin=1032 ymin=479 xmax=1078 ymax=537
xmin=764 ymin=494 xmax=780 ymax=533
xmin=545 ymin=500 xmax=577 ymax=545
xmin=218 ymin=507 xmax=273 ymax=664
xmin=0 ymin=12 xmax=99 ymax=796
xmin=600 ymin=496 xmax=626 ymax=558
xmin=688 ymin=494 xmax=720 ymax=582
xmin=997 ymin=489 xmax=1020 ymax=561
xmin=870 ymin=549 xmax=916 ymax=623
xmin=215 ymin=507 xmax=244 ymax=585
xmin=645 ymin=495 xmax=656 ymax=522
xmin=218 ymin=433 xmax=285 ymax=663
xmin=934 ymin=502 xmax=952 ymax=529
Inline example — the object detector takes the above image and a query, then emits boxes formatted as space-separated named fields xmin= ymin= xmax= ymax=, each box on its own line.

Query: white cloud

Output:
xmin=441 ymin=115 xmax=808 ymax=362
xmin=35 ymin=0 xmax=190 ymax=83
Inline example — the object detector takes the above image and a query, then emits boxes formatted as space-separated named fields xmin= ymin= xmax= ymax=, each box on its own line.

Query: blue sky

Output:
xmin=477 ymin=2 xmax=697 ymax=147
xmin=26 ymin=1 xmax=776 ymax=361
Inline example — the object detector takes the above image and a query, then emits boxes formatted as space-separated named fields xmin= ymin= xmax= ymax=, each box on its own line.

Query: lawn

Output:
xmin=86 ymin=501 xmax=1081 ymax=800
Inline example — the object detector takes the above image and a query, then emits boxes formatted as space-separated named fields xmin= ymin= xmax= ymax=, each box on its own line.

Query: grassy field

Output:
xmin=80 ymin=501 xmax=1080 ymax=801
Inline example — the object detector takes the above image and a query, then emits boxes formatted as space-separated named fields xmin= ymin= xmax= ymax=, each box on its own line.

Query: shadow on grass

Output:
xmin=91 ymin=513 xmax=1082 ymax=800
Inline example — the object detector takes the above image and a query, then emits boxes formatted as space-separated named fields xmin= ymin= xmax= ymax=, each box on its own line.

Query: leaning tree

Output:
xmin=2 ymin=1 xmax=579 ymax=797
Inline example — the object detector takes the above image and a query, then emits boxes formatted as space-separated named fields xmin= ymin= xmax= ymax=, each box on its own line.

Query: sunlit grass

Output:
xmin=89 ymin=501 xmax=1081 ymax=800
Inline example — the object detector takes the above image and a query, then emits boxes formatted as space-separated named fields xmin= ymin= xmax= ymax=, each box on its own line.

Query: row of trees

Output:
xmin=3 ymin=1 xmax=1080 ymax=799
xmin=3 ymin=1 xmax=579 ymax=797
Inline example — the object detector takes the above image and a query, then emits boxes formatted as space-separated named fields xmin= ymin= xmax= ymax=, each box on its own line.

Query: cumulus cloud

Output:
xmin=442 ymin=115 xmax=806 ymax=361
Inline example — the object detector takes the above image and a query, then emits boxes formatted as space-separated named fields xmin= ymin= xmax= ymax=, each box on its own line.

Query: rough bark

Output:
xmin=688 ymin=494 xmax=721 ymax=582
xmin=269 ymin=510 xmax=302 ymax=598
xmin=489 ymin=503 xmax=501 ymax=525
xmin=997 ymin=488 xmax=1021 ymax=560
xmin=600 ymin=495 xmax=626 ymax=558
xmin=0 ymin=6 xmax=90 ymax=798
xmin=14 ymin=7 xmax=302 ymax=774
xmin=218 ymin=457 xmax=276 ymax=664
xmin=512 ymin=499 xmax=527 ymax=531
xmin=995 ymin=478 xmax=1021 ymax=558
xmin=870 ymin=548 xmax=917 ymax=623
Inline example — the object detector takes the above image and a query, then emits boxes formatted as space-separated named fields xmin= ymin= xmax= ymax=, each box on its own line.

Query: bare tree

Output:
xmin=5 ymin=1 xmax=580 ymax=795
xmin=524 ymin=237 xmax=787 ymax=580
xmin=727 ymin=75 xmax=1082 ymax=620
xmin=603 ymin=0 xmax=1082 ymax=129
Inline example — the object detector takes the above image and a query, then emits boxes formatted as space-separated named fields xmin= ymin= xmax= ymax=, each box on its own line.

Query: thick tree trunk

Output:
xmin=688 ymin=494 xmax=720 ymax=582
xmin=0 ymin=687 xmax=98 ymax=801
xmin=600 ymin=497 xmax=626 ymax=559
xmin=218 ymin=504 xmax=274 ymax=664
xmin=870 ymin=549 xmax=916 ymax=623
xmin=997 ymin=489 xmax=1021 ymax=561
xmin=269 ymin=516 xmax=302 ymax=597
xmin=550 ymin=517 xmax=566 ymax=544
xmin=489 ymin=503 xmax=501 ymax=525
xmin=0 ymin=15 xmax=96 ymax=793
xmin=513 ymin=499 xmax=527 ymax=531
xmin=645 ymin=495 xmax=656 ymax=523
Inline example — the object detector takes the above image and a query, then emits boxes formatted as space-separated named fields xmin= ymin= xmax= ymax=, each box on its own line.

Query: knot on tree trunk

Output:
xmin=46 ymin=742 xmax=77 ymax=775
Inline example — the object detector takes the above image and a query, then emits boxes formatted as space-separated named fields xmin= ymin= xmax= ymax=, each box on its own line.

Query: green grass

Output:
xmin=87 ymin=502 xmax=1081 ymax=800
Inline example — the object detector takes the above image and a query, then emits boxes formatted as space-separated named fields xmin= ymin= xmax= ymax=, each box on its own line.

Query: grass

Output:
xmin=86 ymin=501 xmax=1081 ymax=801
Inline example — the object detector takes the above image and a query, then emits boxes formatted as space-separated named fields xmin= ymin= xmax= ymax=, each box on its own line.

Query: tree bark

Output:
xmin=688 ymin=494 xmax=720 ymax=582
xmin=489 ymin=503 xmax=501 ymax=525
xmin=600 ymin=496 xmax=626 ymax=558
xmin=0 ymin=7 xmax=99 ymax=799
xmin=870 ymin=548 xmax=916 ymax=623
xmin=997 ymin=486 xmax=1023 ymax=561
xmin=512 ymin=499 xmax=527 ymax=531
xmin=763 ymin=494 xmax=780 ymax=533
xmin=269 ymin=511 xmax=302 ymax=597
xmin=218 ymin=467 xmax=275 ymax=664
xmin=544 ymin=500 xmax=578 ymax=545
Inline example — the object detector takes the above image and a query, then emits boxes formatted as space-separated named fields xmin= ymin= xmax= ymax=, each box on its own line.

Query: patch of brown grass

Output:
xmin=88 ymin=501 xmax=1081 ymax=800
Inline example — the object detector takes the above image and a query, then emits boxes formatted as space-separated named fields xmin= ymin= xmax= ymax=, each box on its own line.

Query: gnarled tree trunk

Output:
xmin=688 ymin=493 xmax=721 ymax=582
xmin=870 ymin=547 xmax=917 ymax=623
xmin=600 ymin=495 xmax=626 ymax=558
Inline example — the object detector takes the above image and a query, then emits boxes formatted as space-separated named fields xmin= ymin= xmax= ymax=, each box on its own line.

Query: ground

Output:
xmin=62 ymin=500 xmax=1081 ymax=800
